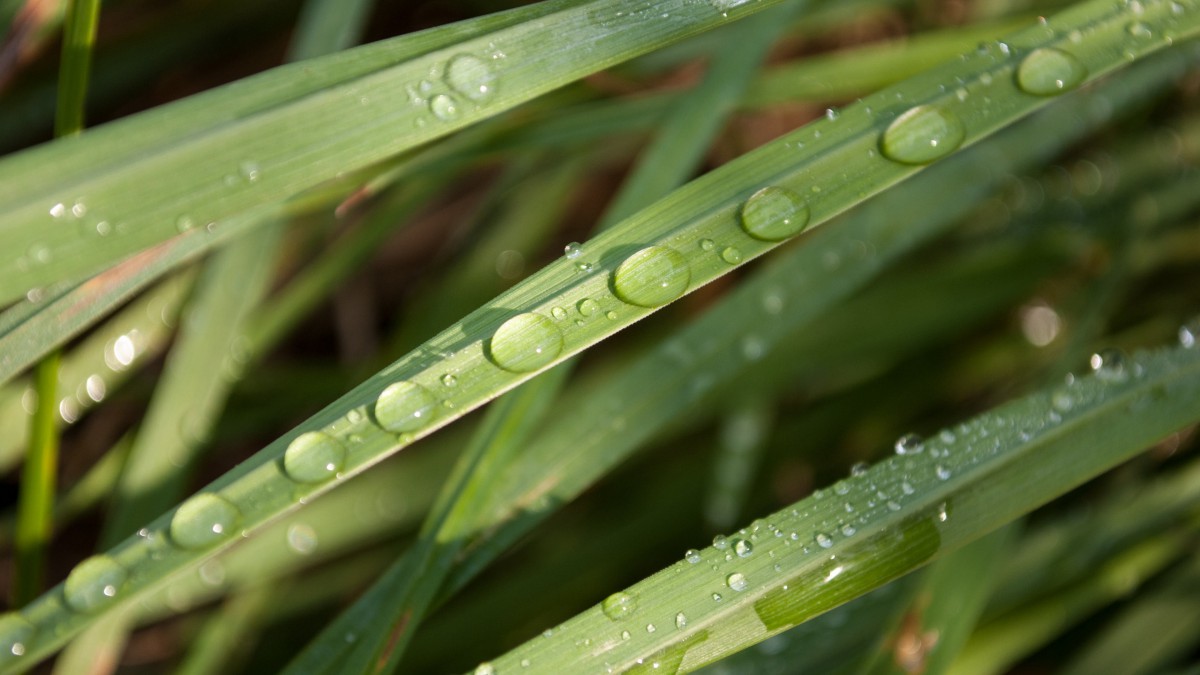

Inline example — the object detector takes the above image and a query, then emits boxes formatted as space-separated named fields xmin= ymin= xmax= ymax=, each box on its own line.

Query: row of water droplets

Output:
xmin=407 ymin=49 xmax=502 ymax=127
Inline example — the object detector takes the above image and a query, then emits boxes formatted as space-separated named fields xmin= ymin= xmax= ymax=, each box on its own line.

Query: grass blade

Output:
xmin=481 ymin=341 xmax=1200 ymax=672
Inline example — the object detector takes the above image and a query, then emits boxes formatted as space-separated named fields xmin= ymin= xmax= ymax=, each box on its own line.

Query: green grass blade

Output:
xmin=52 ymin=0 xmax=99 ymax=137
xmin=0 ymin=0 xmax=798 ymax=305
xmin=2 ymin=3 xmax=1196 ymax=669
xmin=12 ymin=353 xmax=60 ymax=606
xmin=480 ymin=341 xmax=1200 ymax=673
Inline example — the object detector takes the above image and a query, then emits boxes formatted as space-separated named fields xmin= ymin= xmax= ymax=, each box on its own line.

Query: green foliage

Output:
xmin=0 ymin=0 xmax=1199 ymax=673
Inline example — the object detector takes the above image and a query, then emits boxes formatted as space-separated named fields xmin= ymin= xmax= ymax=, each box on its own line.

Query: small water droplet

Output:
xmin=283 ymin=431 xmax=347 ymax=483
xmin=441 ymin=373 xmax=458 ymax=387
xmin=239 ymin=161 xmax=261 ymax=182
xmin=612 ymin=246 xmax=690 ymax=307
xmin=880 ymin=105 xmax=966 ymax=164
xmin=894 ymin=433 xmax=924 ymax=455
xmin=287 ymin=523 xmax=319 ymax=554
xmin=935 ymin=465 xmax=952 ymax=480
xmin=734 ymin=539 xmax=753 ymax=557
xmin=474 ymin=663 xmax=495 ymax=675
xmin=601 ymin=592 xmax=637 ymax=620
xmin=621 ymin=630 xmax=631 ymax=640
xmin=375 ymin=381 xmax=437 ymax=433
xmin=176 ymin=215 xmax=195 ymax=233
xmin=850 ymin=462 xmax=868 ymax=477
xmin=550 ymin=306 xmax=567 ymax=321
xmin=0 ymin=614 xmax=34 ymax=660
xmin=575 ymin=261 xmax=594 ymax=273
xmin=699 ymin=238 xmax=715 ymax=251
xmin=713 ymin=534 xmax=729 ymax=549
xmin=712 ymin=592 xmax=723 ymax=602
xmin=739 ymin=186 xmax=811 ymax=241
xmin=646 ymin=623 xmax=657 ymax=633
xmin=727 ymin=572 xmax=748 ymax=591
xmin=577 ymin=298 xmax=598 ymax=316
xmin=815 ymin=532 xmax=833 ymax=548
xmin=1016 ymin=48 xmax=1088 ymax=96
xmin=63 ymin=555 xmax=127 ymax=612
xmin=1090 ymin=348 xmax=1127 ymax=381
xmin=675 ymin=612 xmax=687 ymax=629
xmin=1180 ymin=318 xmax=1200 ymax=347
xmin=445 ymin=54 xmax=497 ymax=101
xmin=1127 ymin=21 xmax=1153 ymax=38
xmin=170 ymin=493 xmax=241 ymax=549
xmin=605 ymin=310 xmax=617 ymax=320
xmin=685 ymin=549 xmax=702 ymax=563
xmin=489 ymin=313 xmax=564 ymax=372
xmin=720 ymin=247 xmax=743 ymax=264
xmin=430 ymin=94 xmax=460 ymax=120
xmin=564 ymin=242 xmax=582 ymax=259
xmin=841 ymin=524 xmax=856 ymax=536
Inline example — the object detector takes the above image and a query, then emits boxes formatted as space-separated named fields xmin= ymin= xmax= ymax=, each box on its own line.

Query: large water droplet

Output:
xmin=815 ymin=532 xmax=833 ymax=548
xmin=63 ymin=555 xmax=126 ymax=612
xmin=880 ymin=105 xmax=966 ymax=164
xmin=489 ymin=313 xmax=564 ymax=373
xmin=601 ymin=592 xmax=637 ymax=620
xmin=739 ymin=186 xmax=811 ymax=241
xmin=283 ymin=431 xmax=347 ymax=483
xmin=0 ymin=614 xmax=33 ymax=660
xmin=445 ymin=54 xmax=497 ymax=101
xmin=734 ymin=538 xmax=753 ymax=557
xmin=612 ymin=246 xmax=690 ymax=307
xmin=170 ymin=493 xmax=241 ymax=549
xmin=727 ymin=572 xmax=748 ymax=591
xmin=564 ymin=242 xmax=582 ymax=260
xmin=375 ymin=381 xmax=437 ymax=433
xmin=1016 ymin=48 xmax=1088 ymax=96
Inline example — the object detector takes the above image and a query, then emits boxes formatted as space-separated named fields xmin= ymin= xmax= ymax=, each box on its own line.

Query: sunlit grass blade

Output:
xmin=481 ymin=341 xmax=1200 ymax=672
xmin=3 ymin=3 xmax=1197 ymax=669
xmin=0 ymin=0 xmax=800 ymax=304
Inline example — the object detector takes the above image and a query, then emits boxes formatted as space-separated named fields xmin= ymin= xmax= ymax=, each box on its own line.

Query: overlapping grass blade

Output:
xmin=3 ymin=2 xmax=1197 ymax=669
xmin=482 ymin=341 xmax=1200 ymax=672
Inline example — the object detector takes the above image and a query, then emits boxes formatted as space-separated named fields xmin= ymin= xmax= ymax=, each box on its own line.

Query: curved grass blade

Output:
xmin=0 ymin=0 xmax=798 ymax=305
xmin=480 ymin=341 xmax=1200 ymax=673
xmin=1 ymin=3 xmax=1196 ymax=670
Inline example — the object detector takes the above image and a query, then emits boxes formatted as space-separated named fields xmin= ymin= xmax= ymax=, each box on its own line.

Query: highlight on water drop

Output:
xmin=488 ymin=312 xmax=564 ymax=373
xmin=880 ymin=105 xmax=966 ymax=165
xmin=739 ymin=186 xmax=811 ymax=241
xmin=0 ymin=613 xmax=34 ymax=662
xmin=1016 ymin=47 xmax=1088 ymax=96
xmin=611 ymin=246 xmax=691 ymax=307
xmin=170 ymin=493 xmax=241 ymax=549
xmin=282 ymin=431 xmax=347 ymax=484
xmin=375 ymin=381 xmax=438 ymax=433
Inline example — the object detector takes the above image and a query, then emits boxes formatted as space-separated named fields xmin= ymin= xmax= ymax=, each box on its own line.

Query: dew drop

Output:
xmin=550 ymin=306 xmax=567 ymax=321
xmin=375 ymin=381 xmax=437 ymax=433
xmin=935 ymin=465 xmax=952 ymax=480
xmin=841 ymin=524 xmax=856 ymax=537
xmin=170 ymin=493 xmax=241 ymax=549
xmin=646 ymin=623 xmax=657 ymax=633
xmin=49 ymin=203 xmax=66 ymax=218
xmin=577 ymin=298 xmax=598 ymax=316
xmin=612 ymin=246 xmax=690 ymax=307
xmin=699 ymin=238 xmax=715 ymax=251
xmin=815 ymin=532 xmax=833 ymax=548
xmin=282 ymin=431 xmax=347 ymax=483
xmin=601 ymin=592 xmax=637 ymax=620
xmin=894 ymin=433 xmax=924 ymax=455
xmin=445 ymin=54 xmax=497 ymax=101
xmin=712 ymin=593 xmax=723 ymax=602
xmin=720 ymin=247 xmax=743 ymax=264
xmin=739 ymin=186 xmax=811 ymax=241
xmin=713 ymin=534 xmax=729 ymax=549
xmin=63 ymin=555 xmax=126 ymax=612
xmin=287 ymin=523 xmax=319 ymax=554
xmin=850 ymin=462 xmax=868 ymax=477
xmin=429 ymin=94 xmax=460 ymax=120
xmin=474 ymin=663 xmax=495 ymax=675
xmin=440 ymin=373 xmax=458 ymax=388
xmin=675 ymin=612 xmax=687 ymax=629
xmin=605 ymin=310 xmax=617 ymax=320
xmin=880 ymin=105 xmax=966 ymax=165
xmin=489 ymin=313 xmax=564 ymax=372
xmin=564 ymin=242 xmax=582 ymax=259
xmin=727 ymin=572 xmax=748 ymax=591
xmin=685 ymin=549 xmax=702 ymax=563
xmin=1016 ymin=48 xmax=1088 ymax=96
xmin=0 ymin=614 xmax=33 ymax=660
xmin=1180 ymin=318 xmax=1200 ymax=348
xmin=1089 ymin=348 xmax=1127 ymax=381
xmin=734 ymin=538 xmax=753 ymax=557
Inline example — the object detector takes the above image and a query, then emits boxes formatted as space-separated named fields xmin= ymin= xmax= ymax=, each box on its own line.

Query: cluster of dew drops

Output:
xmin=8 ymin=2 xmax=1200 ymax=666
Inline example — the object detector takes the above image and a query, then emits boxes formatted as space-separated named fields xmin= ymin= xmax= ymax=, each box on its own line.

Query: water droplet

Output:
xmin=815 ymin=532 xmax=833 ymax=548
xmin=430 ymin=94 xmax=460 ymax=120
xmin=577 ymin=298 xmax=598 ymax=316
xmin=880 ymin=105 xmax=966 ymax=164
xmin=612 ymin=246 xmax=690 ymax=307
xmin=474 ymin=663 xmax=495 ymax=675
xmin=0 ymin=614 xmax=33 ymax=660
xmin=850 ymin=462 xmax=868 ymax=477
xmin=283 ymin=431 xmax=347 ymax=483
xmin=685 ymin=549 xmax=702 ymax=563
xmin=1016 ymin=48 xmax=1088 ymax=96
xmin=1127 ymin=21 xmax=1153 ymax=38
xmin=720 ymin=247 xmax=743 ymax=264
xmin=170 ymin=493 xmax=241 ymax=549
xmin=63 ymin=555 xmax=126 ymax=612
xmin=1180 ymin=318 xmax=1200 ymax=347
xmin=375 ymin=381 xmax=437 ymax=433
xmin=489 ymin=313 xmax=564 ymax=372
xmin=575 ymin=261 xmax=594 ymax=273
xmin=1052 ymin=390 xmax=1074 ymax=412
xmin=713 ymin=535 xmax=729 ymax=549
xmin=49 ymin=202 xmax=66 ymax=218
xmin=699 ymin=238 xmax=715 ymax=251
xmin=646 ymin=623 xmax=657 ymax=633
xmin=239 ymin=161 xmax=261 ymax=182
xmin=739 ymin=186 xmax=811 ymax=241
xmin=287 ymin=523 xmax=319 ymax=554
xmin=445 ymin=54 xmax=496 ymax=101
xmin=176 ymin=215 xmax=195 ymax=233
xmin=601 ymin=592 xmax=637 ymax=620
xmin=712 ymin=592 xmax=723 ymax=602
xmin=675 ymin=612 xmax=687 ymax=629
xmin=901 ymin=480 xmax=915 ymax=495
xmin=440 ymin=373 xmax=458 ymax=388
xmin=564 ymin=242 xmax=582 ymax=259
xmin=894 ymin=433 xmax=924 ymax=455
xmin=727 ymin=572 xmax=748 ymax=591
xmin=887 ymin=500 xmax=902 ymax=511
xmin=1090 ymin=348 xmax=1127 ymax=381
xmin=841 ymin=524 xmax=856 ymax=536
xmin=605 ymin=310 xmax=617 ymax=320
xmin=550 ymin=306 xmax=567 ymax=321
xmin=734 ymin=539 xmax=753 ymax=557
xmin=935 ymin=465 xmax=952 ymax=480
